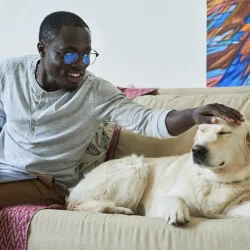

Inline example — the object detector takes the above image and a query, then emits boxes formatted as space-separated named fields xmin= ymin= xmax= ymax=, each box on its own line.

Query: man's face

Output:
xmin=43 ymin=26 xmax=91 ymax=91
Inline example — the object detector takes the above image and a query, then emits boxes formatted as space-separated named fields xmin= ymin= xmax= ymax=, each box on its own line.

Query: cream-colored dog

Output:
xmin=67 ymin=119 xmax=250 ymax=226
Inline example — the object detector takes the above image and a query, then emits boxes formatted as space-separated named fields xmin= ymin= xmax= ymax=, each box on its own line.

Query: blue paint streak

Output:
xmin=207 ymin=45 xmax=228 ymax=55
xmin=244 ymin=14 xmax=250 ymax=24
xmin=207 ymin=69 xmax=226 ymax=79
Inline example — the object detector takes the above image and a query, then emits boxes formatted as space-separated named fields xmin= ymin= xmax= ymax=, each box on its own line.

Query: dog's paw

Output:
xmin=114 ymin=207 xmax=134 ymax=215
xmin=164 ymin=199 xmax=190 ymax=226
xmin=66 ymin=200 xmax=84 ymax=211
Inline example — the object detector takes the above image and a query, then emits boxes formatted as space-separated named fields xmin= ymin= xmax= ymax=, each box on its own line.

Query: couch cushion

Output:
xmin=155 ymin=86 xmax=250 ymax=96
xmin=113 ymin=92 xmax=250 ymax=158
xmin=28 ymin=209 xmax=250 ymax=250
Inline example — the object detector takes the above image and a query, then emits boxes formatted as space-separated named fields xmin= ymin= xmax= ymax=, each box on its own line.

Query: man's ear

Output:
xmin=37 ymin=42 xmax=46 ymax=57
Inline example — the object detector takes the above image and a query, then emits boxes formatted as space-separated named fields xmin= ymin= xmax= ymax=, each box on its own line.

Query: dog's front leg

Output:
xmin=147 ymin=193 xmax=190 ymax=226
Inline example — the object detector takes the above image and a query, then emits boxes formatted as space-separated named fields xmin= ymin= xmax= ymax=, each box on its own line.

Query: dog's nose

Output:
xmin=192 ymin=145 xmax=208 ymax=157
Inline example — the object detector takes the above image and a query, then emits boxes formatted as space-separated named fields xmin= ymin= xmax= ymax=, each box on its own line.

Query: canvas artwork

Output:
xmin=207 ymin=0 xmax=250 ymax=87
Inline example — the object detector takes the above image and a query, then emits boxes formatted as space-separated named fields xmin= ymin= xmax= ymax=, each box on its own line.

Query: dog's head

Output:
xmin=192 ymin=119 xmax=250 ymax=174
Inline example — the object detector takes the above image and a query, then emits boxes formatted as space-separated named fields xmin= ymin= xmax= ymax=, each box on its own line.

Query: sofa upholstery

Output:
xmin=27 ymin=86 xmax=250 ymax=250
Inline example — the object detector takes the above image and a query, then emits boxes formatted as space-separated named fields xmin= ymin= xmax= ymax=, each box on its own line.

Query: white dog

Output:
xmin=67 ymin=119 xmax=250 ymax=226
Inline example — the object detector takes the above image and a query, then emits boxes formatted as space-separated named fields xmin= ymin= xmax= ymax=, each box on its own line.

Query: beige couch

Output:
xmin=27 ymin=86 xmax=250 ymax=250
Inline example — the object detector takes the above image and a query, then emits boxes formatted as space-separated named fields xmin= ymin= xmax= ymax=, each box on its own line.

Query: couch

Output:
xmin=27 ymin=86 xmax=250 ymax=250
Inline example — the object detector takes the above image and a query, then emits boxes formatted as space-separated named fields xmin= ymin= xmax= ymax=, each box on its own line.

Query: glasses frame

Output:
xmin=42 ymin=42 xmax=99 ymax=65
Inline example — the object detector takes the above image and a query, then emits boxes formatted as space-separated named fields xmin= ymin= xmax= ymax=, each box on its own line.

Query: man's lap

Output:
xmin=0 ymin=176 xmax=68 ymax=209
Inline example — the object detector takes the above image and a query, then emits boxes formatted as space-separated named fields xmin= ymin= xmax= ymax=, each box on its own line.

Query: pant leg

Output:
xmin=0 ymin=176 xmax=68 ymax=209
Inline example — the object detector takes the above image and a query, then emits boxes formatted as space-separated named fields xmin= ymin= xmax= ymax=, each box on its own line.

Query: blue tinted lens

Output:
xmin=64 ymin=53 xmax=78 ymax=64
xmin=83 ymin=54 xmax=90 ymax=65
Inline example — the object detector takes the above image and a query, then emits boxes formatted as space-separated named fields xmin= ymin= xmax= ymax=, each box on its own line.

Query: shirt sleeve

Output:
xmin=92 ymin=78 xmax=176 ymax=139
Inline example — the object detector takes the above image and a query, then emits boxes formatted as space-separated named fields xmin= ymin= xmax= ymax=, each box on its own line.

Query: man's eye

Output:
xmin=218 ymin=131 xmax=232 ymax=135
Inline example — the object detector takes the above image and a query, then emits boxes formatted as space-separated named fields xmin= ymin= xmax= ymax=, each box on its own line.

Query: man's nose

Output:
xmin=71 ymin=56 xmax=87 ymax=69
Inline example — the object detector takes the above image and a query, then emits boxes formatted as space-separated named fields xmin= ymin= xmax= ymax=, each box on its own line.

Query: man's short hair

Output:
xmin=39 ymin=11 xmax=89 ymax=44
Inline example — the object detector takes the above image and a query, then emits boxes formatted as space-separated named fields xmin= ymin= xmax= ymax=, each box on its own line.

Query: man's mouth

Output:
xmin=68 ymin=72 xmax=84 ymax=83
xmin=69 ymin=73 xmax=81 ymax=77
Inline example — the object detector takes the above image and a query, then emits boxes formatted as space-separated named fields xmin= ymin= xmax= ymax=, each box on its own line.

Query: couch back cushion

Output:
xmin=113 ymin=87 xmax=250 ymax=159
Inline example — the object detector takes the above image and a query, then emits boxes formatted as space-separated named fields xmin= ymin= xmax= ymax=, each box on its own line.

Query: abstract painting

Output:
xmin=207 ymin=0 xmax=250 ymax=87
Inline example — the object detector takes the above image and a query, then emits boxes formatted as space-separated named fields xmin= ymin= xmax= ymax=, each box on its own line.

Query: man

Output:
xmin=0 ymin=11 xmax=244 ymax=208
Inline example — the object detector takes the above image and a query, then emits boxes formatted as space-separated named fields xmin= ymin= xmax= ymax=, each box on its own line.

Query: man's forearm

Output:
xmin=165 ymin=109 xmax=196 ymax=136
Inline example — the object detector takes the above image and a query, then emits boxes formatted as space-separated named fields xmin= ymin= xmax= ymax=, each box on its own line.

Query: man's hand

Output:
xmin=192 ymin=103 xmax=244 ymax=126
xmin=165 ymin=103 xmax=244 ymax=136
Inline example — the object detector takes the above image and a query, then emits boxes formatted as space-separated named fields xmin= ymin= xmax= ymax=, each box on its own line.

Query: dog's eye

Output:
xmin=218 ymin=131 xmax=232 ymax=135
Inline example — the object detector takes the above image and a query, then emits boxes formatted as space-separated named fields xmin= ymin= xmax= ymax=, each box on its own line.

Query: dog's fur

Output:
xmin=67 ymin=119 xmax=250 ymax=226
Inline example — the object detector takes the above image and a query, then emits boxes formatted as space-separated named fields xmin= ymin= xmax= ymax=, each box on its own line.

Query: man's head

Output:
xmin=37 ymin=11 xmax=97 ymax=91
xmin=192 ymin=119 xmax=250 ymax=176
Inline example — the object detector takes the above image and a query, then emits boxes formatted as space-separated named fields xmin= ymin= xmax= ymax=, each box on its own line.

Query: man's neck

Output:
xmin=36 ymin=61 xmax=61 ymax=92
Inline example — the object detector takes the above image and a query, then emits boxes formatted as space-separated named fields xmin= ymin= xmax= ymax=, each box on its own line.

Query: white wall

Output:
xmin=0 ymin=0 xmax=206 ymax=88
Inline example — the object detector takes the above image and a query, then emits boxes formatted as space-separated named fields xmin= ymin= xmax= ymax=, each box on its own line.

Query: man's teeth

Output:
xmin=69 ymin=73 xmax=81 ymax=77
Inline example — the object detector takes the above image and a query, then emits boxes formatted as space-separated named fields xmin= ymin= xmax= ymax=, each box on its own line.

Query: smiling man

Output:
xmin=37 ymin=22 xmax=94 ymax=91
xmin=0 ymin=11 xmax=244 ymax=208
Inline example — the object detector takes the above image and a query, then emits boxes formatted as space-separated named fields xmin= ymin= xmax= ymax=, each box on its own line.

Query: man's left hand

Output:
xmin=192 ymin=103 xmax=245 ymax=126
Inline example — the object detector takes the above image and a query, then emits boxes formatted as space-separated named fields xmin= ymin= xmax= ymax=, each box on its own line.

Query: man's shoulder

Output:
xmin=0 ymin=55 xmax=39 ymax=71
xmin=84 ymin=71 xmax=117 ymax=90
xmin=81 ymin=72 xmax=122 ymax=102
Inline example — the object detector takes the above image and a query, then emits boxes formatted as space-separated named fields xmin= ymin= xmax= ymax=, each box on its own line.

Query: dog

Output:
xmin=66 ymin=119 xmax=250 ymax=226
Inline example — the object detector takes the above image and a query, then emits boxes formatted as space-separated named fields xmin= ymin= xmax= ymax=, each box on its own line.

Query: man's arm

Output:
xmin=91 ymin=78 xmax=244 ymax=139
xmin=166 ymin=103 xmax=244 ymax=136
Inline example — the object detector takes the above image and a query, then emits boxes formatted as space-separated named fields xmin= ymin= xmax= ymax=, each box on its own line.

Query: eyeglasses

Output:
xmin=42 ymin=42 xmax=99 ymax=65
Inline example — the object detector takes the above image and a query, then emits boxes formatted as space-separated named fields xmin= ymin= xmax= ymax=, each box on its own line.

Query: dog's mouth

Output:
xmin=193 ymin=156 xmax=225 ymax=169
xmin=193 ymin=155 xmax=209 ymax=167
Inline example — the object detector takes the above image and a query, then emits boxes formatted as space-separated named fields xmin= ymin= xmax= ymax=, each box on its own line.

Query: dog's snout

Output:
xmin=192 ymin=145 xmax=208 ymax=157
xmin=192 ymin=144 xmax=210 ymax=167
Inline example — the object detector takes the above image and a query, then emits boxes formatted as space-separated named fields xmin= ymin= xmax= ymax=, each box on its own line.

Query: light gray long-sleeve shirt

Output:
xmin=0 ymin=55 xmax=173 ymax=188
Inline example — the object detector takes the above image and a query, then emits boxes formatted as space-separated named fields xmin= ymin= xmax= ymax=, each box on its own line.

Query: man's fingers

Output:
xmin=202 ymin=104 xmax=244 ymax=125
xmin=193 ymin=104 xmax=244 ymax=125
xmin=213 ymin=104 xmax=240 ymax=124
xmin=220 ymin=104 xmax=244 ymax=122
